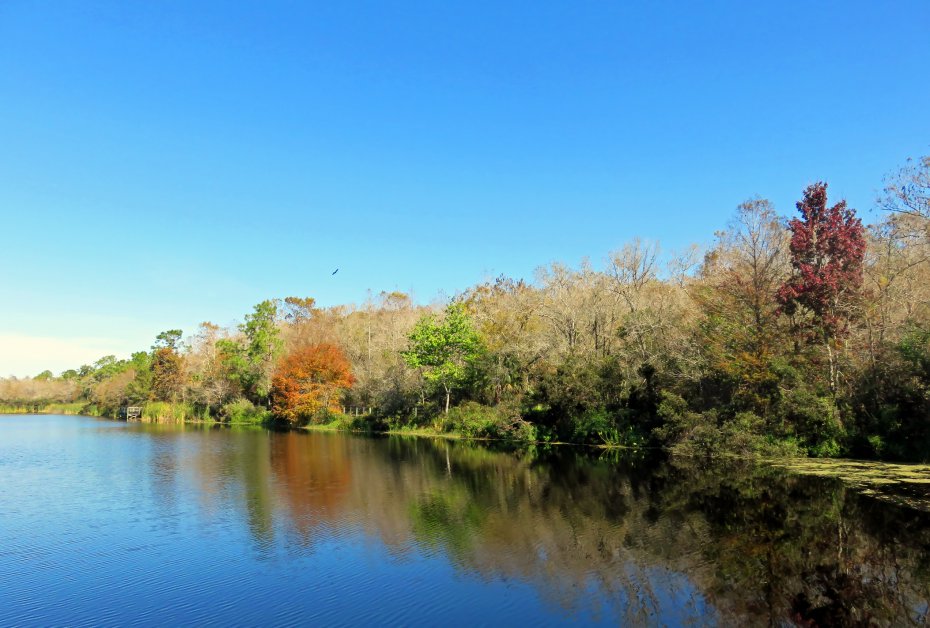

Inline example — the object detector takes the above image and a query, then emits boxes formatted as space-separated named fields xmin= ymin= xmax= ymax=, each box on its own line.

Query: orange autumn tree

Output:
xmin=271 ymin=343 xmax=355 ymax=424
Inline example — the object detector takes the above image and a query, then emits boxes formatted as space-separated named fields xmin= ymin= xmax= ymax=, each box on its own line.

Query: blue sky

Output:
xmin=1 ymin=1 xmax=929 ymax=376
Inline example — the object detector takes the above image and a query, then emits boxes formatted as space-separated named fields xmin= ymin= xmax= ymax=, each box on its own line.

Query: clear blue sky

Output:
xmin=1 ymin=1 xmax=928 ymax=376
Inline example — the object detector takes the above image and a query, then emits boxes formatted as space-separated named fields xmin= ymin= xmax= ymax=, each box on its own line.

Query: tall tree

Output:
xmin=224 ymin=300 xmax=284 ymax=404
xmin=271 ymin=343 xmax=355 ymax=424
xmin=239 ymin=300 xmax=282 ymax=402
xmin=466 ymin=276 xmax=545 ymax=405
xmin=186 ymin=322 xmax=235 ymax=411
xmin=403 ymin=303 xmax=482 ymax=414
xmin=698 ymin=199 xmax=789 ymax=416
xmin=151 ymin=330 xmax=185 ymax=401
xmin=778 ymin=183 xmax=866 ymax=392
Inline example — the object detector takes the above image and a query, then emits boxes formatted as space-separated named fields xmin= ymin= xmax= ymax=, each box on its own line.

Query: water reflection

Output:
xmin=134 ymin=425 xmax=930 ymax=625
xmin=269 ymin=432 xmax=352 ymax=539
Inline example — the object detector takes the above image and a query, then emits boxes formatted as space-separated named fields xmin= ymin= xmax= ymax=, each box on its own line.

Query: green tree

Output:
xmin=243 ymin=300 xmax=283 ymax=402
xmin=220 ymin=300 xmax=283 ymax=404
xmin=403 ymin=303 xmax=483 ymax=414
xmin=124 ymin=351 xmax=153 ymax=403
xmin=153 ymin=329 xmax=183 ymax=352
xmin=91 ymin=355 xmax=127 ymax=382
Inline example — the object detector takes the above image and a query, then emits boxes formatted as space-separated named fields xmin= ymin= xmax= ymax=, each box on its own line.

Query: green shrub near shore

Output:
xmin=220 ymin=398 xmax=271 ymax=424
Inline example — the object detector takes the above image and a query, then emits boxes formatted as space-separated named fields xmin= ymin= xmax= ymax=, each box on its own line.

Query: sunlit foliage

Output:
xmin=271 ymin=343 xmax=355 ymax=425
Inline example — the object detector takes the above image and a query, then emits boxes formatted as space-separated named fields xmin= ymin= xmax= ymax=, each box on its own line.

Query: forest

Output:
xmin=2 ymin=154 xmax=929 ymax=461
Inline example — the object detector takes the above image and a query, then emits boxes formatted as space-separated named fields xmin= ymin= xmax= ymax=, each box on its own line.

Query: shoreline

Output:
xmin=10 ymin=409 xmax=930 ymax=471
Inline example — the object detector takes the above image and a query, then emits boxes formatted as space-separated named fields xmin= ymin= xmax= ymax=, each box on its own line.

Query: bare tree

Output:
xmin=882 ymin=154 xmax=930 ymax=221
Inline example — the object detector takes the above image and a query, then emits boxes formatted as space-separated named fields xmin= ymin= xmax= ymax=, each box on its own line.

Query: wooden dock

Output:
xmin=118 ymin=406 xmax=143 ymax=421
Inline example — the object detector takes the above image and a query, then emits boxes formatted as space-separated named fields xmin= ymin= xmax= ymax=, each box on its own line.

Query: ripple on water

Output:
xmin=3 ymin=416 xmax=930 ymax=625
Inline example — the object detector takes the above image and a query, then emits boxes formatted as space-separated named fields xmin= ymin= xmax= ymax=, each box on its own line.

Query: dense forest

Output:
xmin=3 ymin=155 xmax=929 ymax=461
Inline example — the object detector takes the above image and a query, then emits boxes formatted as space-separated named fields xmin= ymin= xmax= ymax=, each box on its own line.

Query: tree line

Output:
xmin=2 ymin=154 xmax=929 ymax=460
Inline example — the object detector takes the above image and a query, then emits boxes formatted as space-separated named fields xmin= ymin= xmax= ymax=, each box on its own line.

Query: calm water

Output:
xmin=1 ymin=415 xmax=929 ymax=626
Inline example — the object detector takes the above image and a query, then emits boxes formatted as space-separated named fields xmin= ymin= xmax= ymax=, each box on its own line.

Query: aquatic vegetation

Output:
xmin=768 ymin=458 xmax=930 ymax=511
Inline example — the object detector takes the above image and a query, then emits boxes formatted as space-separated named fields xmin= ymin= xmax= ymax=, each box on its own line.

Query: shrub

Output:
xmin=569 ymin=409 xmax=647 ymax=448
xmin=866 ymin=434 xmax=887 ymax=458
xmin=316 ymin=412 xmax=373 ymax=431
xmin=570 ymin=409 xmax=614 ymax=444
xmin=442 ymin=402 xmax=535 ymax=442
xmin=780 ymin=388 xmax=846 ymax=456
xmin=654 ymin=393 xmax=802 ymax=458
xmin=221 ymin=398 xmax=270 ymax=424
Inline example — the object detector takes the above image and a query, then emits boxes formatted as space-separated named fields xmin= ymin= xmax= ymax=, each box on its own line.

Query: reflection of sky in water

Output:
xmin=1 ymin=414 xmax=928 ymax=625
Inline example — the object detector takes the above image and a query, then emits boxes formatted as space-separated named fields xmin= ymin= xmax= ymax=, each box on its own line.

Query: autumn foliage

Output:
xmin=777 ymin=182 xmax=866 ymax=339
xmin=271 ymin=344 xmax=355 ymax=424
xmin=151 ymin=347 xmax=185 ymax=401
xmin=776 ymin=182 xmax=866 ymax=394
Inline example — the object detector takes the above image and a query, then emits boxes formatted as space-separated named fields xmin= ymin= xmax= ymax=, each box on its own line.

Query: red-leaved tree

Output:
xmin=777 ymin=182 xmax=865 ymax=392
xmin=271 ymin=343 xmax=355 ymax=424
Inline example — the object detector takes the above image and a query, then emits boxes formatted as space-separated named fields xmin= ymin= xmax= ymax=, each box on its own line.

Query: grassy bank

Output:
xmin=138 ymin=399 xmax=272 ymax=425
xmin=0 ymin=402 xmax=95 ymax=415
xmin=295 ymin=401 xmax=814 ymax=456
xmin=0 ymin=399 xmax=269 ymax=426
xmin=301 ymin=406 xmax=588 ymax=447
xmin=303 ymin=416 xmax=642 ymax=449
xmin=0 ymin=399 xmax=809 ymax=458
xmin=303 ymin=419 xmax=470 ymax=441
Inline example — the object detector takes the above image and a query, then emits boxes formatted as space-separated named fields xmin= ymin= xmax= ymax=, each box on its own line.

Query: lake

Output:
xmin=1 ymin=414 xmax=929 ymax=625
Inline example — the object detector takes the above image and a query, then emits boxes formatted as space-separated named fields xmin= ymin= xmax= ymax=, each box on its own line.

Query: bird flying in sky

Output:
xmin=332 ymin=268 xmax=339 ymax=275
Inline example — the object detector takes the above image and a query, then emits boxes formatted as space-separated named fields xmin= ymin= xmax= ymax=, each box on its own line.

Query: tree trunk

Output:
xmin=444 ymin=386 xmax=451 ymax=414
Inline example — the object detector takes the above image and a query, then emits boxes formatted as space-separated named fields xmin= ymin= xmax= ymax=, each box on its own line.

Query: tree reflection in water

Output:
xmin=154 ymin=427 xmax=930 ymax=625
